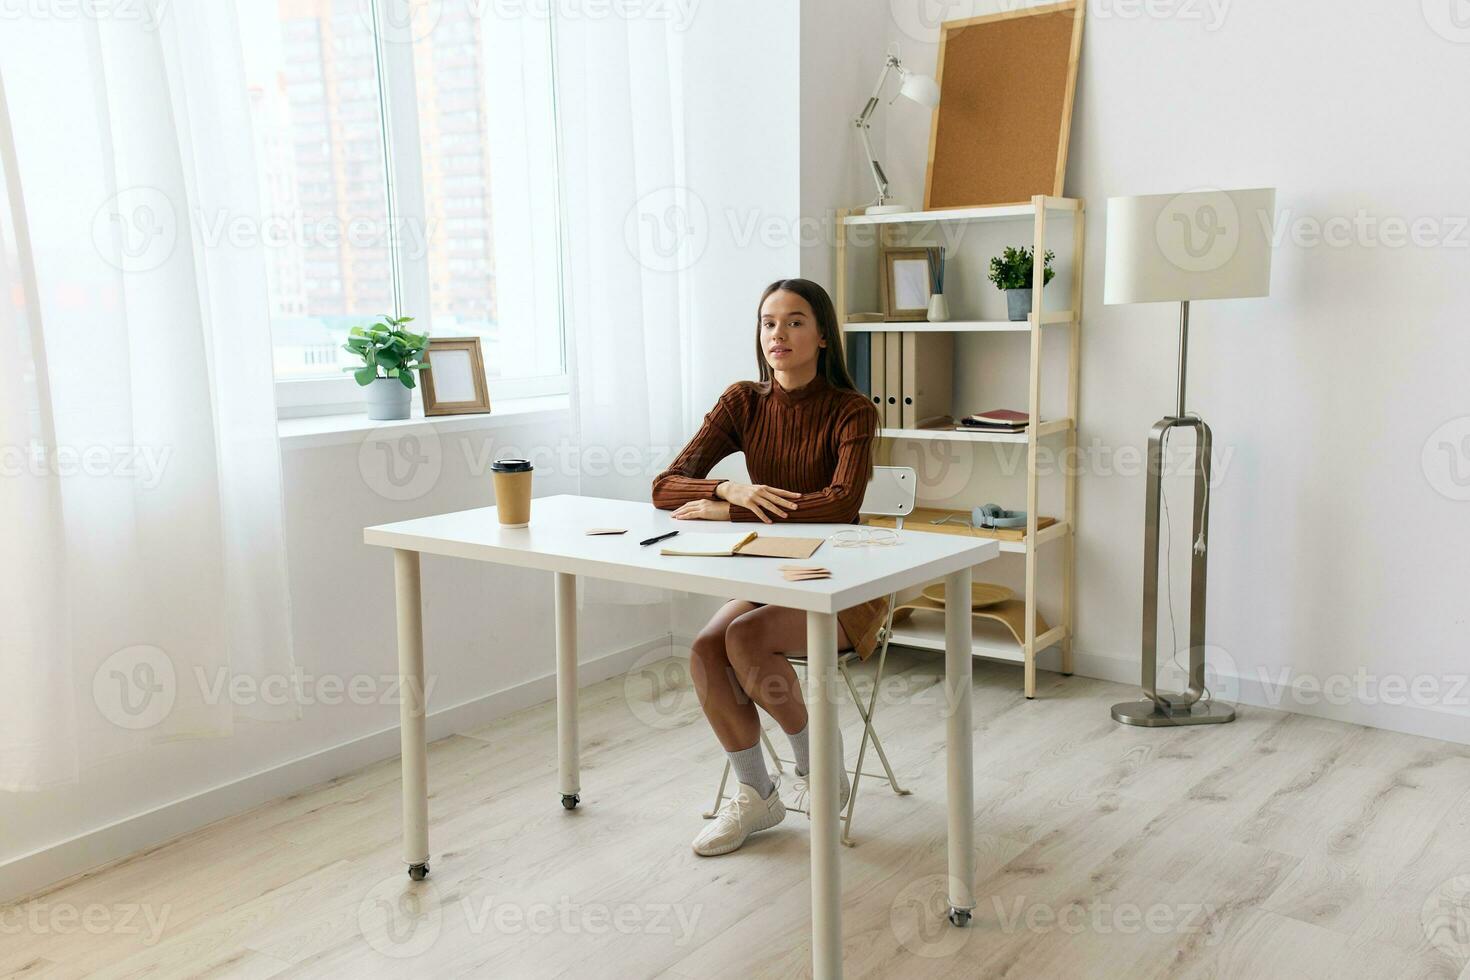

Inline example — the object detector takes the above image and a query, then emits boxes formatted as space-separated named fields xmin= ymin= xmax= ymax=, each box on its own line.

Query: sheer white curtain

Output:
xmin=553 ymin=14 xmax=699 ymax=604
xmin=554 ymin=14 xmax=696 ymax=502
xmin=0 ymin=4 xmax=296 ymax=791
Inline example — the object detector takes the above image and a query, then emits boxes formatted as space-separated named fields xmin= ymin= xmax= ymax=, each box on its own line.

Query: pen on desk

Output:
xmin=639 ymin=530 xmax=680 ymax=547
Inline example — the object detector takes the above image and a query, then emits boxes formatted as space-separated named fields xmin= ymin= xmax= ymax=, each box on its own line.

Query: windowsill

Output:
xmin=278 ymin=394 xmax=571 ymax=450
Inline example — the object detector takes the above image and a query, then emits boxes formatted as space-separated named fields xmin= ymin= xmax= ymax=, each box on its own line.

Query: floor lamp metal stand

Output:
xmin=1112 ymin=301 xmax=1235 ymax=727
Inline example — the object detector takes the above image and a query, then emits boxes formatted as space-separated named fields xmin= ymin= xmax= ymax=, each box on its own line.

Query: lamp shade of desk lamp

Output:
xmin=1103 ymin=187 xmax=1276 ymax=728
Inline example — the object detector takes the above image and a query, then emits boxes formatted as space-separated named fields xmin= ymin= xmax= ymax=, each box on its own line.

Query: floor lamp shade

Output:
xmin=1104 ymin=188 xmax=1275 ymax=305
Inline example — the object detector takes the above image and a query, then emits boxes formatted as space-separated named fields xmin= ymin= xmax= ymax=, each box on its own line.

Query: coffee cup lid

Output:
xmin=491 ymin=458 xmax=533 ymax=473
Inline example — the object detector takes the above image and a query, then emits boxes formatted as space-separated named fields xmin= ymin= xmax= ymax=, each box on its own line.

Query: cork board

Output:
xmin=924 ymin=0 xmax=1085 ymax=210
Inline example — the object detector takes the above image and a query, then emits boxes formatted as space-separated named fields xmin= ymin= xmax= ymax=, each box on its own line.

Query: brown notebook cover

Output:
xmin=734 ymin=536 xmax=825 ymax=560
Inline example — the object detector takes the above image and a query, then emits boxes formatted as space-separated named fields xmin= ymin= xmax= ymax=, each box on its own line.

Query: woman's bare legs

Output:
xmin=724 ymin=605 xmax=850 ymax=736
xmin=689 ymin=601 xmax=851 ymax=748
xmin=689 ymin=600 xmax=763 ymax=751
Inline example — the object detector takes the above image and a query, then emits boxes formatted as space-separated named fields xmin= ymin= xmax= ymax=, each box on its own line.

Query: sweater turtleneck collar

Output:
xmin=769 ymin=372 xmax=827 ymax=404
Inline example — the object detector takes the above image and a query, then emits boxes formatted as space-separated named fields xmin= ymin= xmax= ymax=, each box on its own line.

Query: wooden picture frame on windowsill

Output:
xmin=421 ymin=337 xmax=492 ymax=416
xmin=880 ymin=247 xmax=932 ymax=321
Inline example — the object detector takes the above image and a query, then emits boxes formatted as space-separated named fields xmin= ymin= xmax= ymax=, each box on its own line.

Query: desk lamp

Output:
xmin=855 ymin=45 xmax=940 ymax=214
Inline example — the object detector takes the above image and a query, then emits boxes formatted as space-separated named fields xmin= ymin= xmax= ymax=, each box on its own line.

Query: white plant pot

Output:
xmin=366 ymin=377 xmax=411 ymax=420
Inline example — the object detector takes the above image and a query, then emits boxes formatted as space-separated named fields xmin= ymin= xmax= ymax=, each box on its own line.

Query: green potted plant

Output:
xmin=988 ymin=246 xmax=1056 ymax=321
xmin=343 ymin=315 xmax=429 ymax=420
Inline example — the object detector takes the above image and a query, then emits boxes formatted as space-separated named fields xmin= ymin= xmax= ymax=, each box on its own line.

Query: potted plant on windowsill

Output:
xmin=988 ymin=246 xmax=1056 ymax=321
xmin=343 ymin=315 xmax=429 ymax=420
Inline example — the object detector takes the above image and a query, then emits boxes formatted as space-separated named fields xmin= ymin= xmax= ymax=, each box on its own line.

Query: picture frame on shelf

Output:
xmin=880 ymin=247 xmax=932 ymax=321
xmin=421 ymin=337 xmax=492 ymax=416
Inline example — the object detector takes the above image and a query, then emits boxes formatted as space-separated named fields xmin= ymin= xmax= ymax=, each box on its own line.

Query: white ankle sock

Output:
xmin=727 ymin=741 xmax=774 ymax=799
xmin=792 ymin=723 xmax=844 ymax=786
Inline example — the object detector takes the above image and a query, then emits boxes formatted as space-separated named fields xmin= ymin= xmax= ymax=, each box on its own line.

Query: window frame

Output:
xmin=271 ymin=1 xmax=569 ymax=418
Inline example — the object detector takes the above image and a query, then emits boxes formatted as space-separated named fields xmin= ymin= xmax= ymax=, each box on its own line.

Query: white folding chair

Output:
xmin=703 ymin=466 xmax=917 ymax=847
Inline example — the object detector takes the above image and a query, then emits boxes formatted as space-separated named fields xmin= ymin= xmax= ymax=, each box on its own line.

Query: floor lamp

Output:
xmin=1103 ymin=187 xmax=1276 ymax=727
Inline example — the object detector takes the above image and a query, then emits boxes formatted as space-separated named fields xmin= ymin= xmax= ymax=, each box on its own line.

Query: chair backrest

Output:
xmin=861 ymin=466 xmax=916 ymax=519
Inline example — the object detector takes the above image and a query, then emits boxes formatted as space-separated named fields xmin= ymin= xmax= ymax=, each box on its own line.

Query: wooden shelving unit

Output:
xmin=836 ymin=195 xmax=1085 ymax=699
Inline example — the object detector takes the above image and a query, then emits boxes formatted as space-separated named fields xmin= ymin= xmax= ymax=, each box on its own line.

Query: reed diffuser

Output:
xmin=926 ymin=246 xmax=949 ymax=321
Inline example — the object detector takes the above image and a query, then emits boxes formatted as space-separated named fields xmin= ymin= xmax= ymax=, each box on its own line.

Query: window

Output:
xmin=238 ymin=0 xmax=565 ymax=415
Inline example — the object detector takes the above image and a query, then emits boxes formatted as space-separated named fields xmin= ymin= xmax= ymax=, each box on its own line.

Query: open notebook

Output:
xmin=660 ymin=531 xmax=823 ymax=560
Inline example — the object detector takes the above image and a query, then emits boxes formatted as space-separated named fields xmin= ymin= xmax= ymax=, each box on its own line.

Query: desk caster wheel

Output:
xmin=561 ymin=793 xmax=580 ymax=810
xmin=408 ymin=862 xmax=430 ymax=881
xmin=947 ymin=907 xmax=972 ymax=927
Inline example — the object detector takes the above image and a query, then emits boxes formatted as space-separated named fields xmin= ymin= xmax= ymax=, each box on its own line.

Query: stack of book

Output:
xmin=955 ymin=409 xmax=1029 ymax=434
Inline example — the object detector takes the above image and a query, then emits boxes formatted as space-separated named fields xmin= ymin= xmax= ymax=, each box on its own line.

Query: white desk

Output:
xmin=364 ymin=494 xmax=999 ymax=979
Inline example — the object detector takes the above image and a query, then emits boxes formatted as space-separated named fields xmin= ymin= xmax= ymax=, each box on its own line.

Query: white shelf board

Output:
xmin=887 ymin=608 xmax=1063 ymax=663
xmin=881 ymin=426 xmax=1028 ymax=444
xmin=880 ymin=419 xmax=1072 ymax=444
xmin=842 ymin=199 xmax=1080 ymax=226
xmin=844 ymin=320 xmax=1028 ymax=333
xmin=843 ymin=311 xmax=1075 ymax=332
xmin=844 ymin=204 xmax=1034 ymax=226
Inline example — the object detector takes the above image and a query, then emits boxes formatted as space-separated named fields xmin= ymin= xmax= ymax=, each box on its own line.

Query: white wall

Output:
xmin=864 ymin=0 xmax=1470 ymax=739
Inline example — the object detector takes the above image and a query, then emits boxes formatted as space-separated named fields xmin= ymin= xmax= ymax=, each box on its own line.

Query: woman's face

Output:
xmin=759 ymin=290 xmax=824 ymax=377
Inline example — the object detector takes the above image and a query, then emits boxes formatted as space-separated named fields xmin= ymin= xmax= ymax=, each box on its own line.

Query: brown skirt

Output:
xmin=837 ymin=596 xmax=890 ymax=661
xmin=728 ymin=596 xmax=889 ymax=661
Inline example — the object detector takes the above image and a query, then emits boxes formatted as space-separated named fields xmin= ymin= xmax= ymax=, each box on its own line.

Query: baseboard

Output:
xmin=679 ymin=629 xmax=1469 ymax=746
xmin=1068 ymin=650 xmax=1470 ymax=747
xmin=1 ymin=634 xmax=673 ymax=905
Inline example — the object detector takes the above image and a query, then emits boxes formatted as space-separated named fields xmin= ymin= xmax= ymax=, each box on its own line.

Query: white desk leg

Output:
xmin=944 ymin=565 xmax=975 ymax=924
xmin=807 ymin=609 xmax=843 ymax=980
xmin=555 ymin=572 xmax=581 ymax=809
xmin=394 ymin=549 xmax=430 ymax=881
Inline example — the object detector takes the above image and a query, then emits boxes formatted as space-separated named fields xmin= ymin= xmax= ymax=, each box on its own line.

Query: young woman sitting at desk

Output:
xmin=652 ymin=278 xmax=883 ymax=856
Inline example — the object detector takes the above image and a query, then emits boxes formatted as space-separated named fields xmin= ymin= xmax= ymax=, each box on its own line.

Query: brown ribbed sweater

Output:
xmin=652 ymin=374 xmax=888 ymax=657
xmin=652 ymin=374 xmax=878 ymax=522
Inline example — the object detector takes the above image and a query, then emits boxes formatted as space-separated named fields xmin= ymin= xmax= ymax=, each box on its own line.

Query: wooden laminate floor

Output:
xmin=5 ymin=650 xmax=1470 ymax=979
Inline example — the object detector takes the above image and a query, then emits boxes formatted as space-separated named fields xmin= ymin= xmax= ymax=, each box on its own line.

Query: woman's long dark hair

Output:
xmin=754 ymin=279 xmax=861 ymax=392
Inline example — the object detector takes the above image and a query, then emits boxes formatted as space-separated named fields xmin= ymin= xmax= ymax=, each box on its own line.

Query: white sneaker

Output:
xmin=788 ymin=768 xmax=851 ymax=817
xmin=693 ymin=780 xmax=786 ymax=856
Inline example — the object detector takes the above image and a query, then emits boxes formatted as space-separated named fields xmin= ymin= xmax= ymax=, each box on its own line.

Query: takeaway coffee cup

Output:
xmin=491 ymin=458 xmax=533 ymax=527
